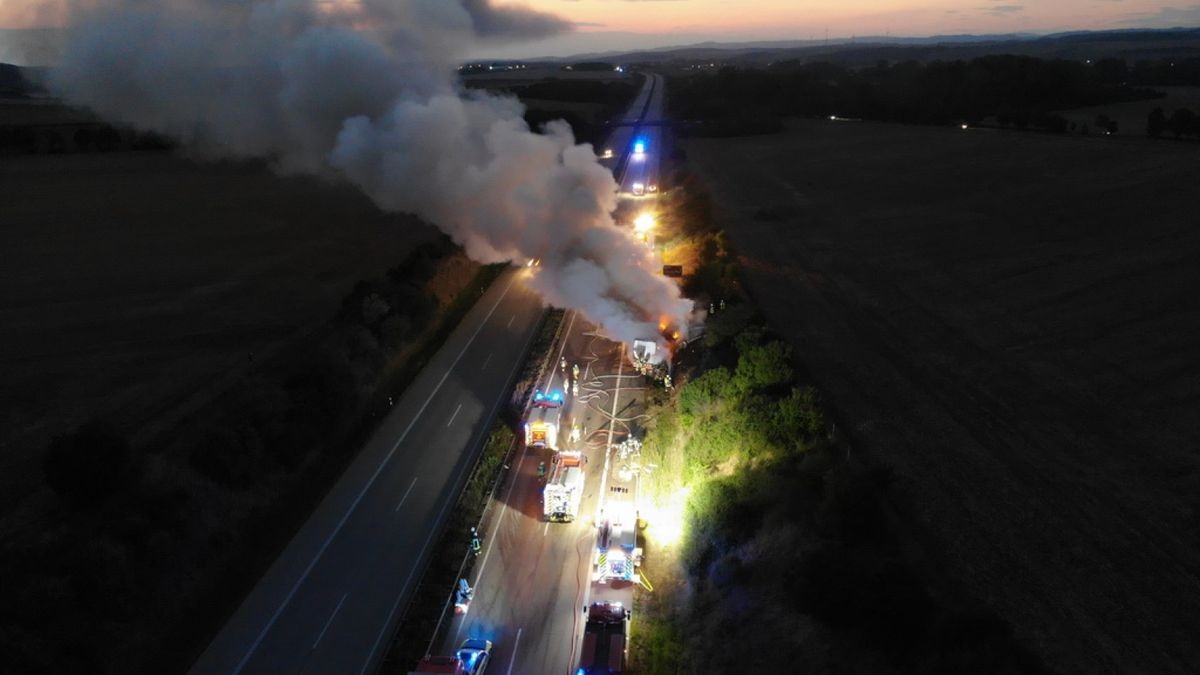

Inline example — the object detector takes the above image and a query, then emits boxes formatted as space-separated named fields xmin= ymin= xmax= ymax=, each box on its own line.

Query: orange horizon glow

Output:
xmin=1 ymin=0 xmax=1196 ymax=61
xmin=516 ymin=0 xmax=1194 ymax=39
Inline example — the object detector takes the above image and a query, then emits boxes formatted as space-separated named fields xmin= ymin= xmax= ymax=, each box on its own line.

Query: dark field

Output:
xmin=684 ymin=120 xmax=1200 ymax=673
xmin=0 ymin=150 xmax=431 ymax=512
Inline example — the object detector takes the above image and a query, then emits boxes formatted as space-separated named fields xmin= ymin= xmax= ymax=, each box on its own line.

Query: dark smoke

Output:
xmin=460 ymin=0 xmax=573 ymax=39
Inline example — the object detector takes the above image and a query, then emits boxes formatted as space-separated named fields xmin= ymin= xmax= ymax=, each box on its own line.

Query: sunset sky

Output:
xmin=0 ymin=0 xmax=1197 ymax=64
xmin=481 ymin=0 xmax=1200 ymax=57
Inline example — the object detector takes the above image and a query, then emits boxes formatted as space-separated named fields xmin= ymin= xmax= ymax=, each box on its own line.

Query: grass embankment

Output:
xmin=631 ymin=171 xmax=1044 ymax=673
xmin=0 ymin=236 xmax=504 ymax=674
xmin=382 ymin=309 xmax=565 ymax=672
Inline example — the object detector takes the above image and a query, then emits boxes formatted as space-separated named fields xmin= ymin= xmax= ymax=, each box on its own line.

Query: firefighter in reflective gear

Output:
xmin=664 ymin=374 xmax=673 ymax=390
xmin=560 ymin=356 xmax=567 ymax=372
xmin=720 ymin=298 xmax=726 ymax=311
xmin=470 ymin=527 xmax=482 ymax=555
xmin=572 ymin=363 xmax=580 ymax=380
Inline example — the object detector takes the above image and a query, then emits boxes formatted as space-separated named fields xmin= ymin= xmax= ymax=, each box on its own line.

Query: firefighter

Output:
xmin=720 ymin=298 xmax=726 ymax=311
xmin=470 ymin=527 xmax=482 ymax=555
xmin=560 ymin=356 xmax=567 ymax=371
xmin=664 ymin=374 xmax=673 ymax=390
xmin=572 ymin=363 xmax=580 ymax=380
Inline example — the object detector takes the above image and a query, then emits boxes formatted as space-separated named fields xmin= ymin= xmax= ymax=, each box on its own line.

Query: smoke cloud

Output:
xmin=47 ymin=0 xmax=691 ymax=348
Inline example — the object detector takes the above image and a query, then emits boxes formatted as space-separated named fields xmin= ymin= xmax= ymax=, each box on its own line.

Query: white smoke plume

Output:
xmin=47 ymin=0 xmax=692 ymax=347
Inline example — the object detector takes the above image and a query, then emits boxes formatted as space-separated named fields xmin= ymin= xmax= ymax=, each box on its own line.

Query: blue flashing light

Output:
xmin=633 ymin=140 xmax=646 ymax=154
xmin=550 ymin=390 xmax=563 ymax=402
xmin=577 ymin=670 xmax=587 ymax=675
xmin=534 ymin=389 xmax=544 ymax=402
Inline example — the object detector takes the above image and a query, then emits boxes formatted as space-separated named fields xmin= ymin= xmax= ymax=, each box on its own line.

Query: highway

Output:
xmin=191 ymin=270 xmax=546 ymax=675
xmin=192 ymin=72 xmax=663 ymax=675
xmin=441 ymin=73 xmax=665 ymax=675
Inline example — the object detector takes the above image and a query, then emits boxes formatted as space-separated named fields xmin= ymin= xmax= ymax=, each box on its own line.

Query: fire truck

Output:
xmin=594 ymin=505 xmax=641 ymax=583
xmin=543 ymin=450 xmax=584 ymax=522
xmin=525 ymin=388 xmax=563 ymax=450
xmin=576 ymin=602 xmax=630 ymax=674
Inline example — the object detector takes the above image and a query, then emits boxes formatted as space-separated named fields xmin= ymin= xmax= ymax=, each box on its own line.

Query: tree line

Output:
xmin=1147 ymin=107 xmax=1200 ymax=139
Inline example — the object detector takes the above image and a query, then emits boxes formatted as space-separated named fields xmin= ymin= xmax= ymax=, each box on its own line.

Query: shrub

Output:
xmin=770 ymin=386 xmax=826 ymax=447
xmin=733 ymin=341 xmax=793 ymax=396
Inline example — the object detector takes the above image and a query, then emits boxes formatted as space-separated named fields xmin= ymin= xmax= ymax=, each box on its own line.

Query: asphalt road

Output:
xmin=191 ymin=268 xmax=546 ymax=675
xmin=440 ymin=73 xmax=665 ymax=675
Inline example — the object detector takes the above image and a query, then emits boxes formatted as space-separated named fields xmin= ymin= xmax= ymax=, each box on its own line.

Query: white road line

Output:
xmin=311 ymin=593 xmax=347 ymax=650
xmin=596 ymin=343 xmax=625 ymax=520
xmin=360 ymin=297 xmax=542 ymax=675
xmin=232 ymin=272 xmax=521 ymax=675
xmin=394 ymin=477 xmax=418 ymax=513
xmin=482 ymin=352 xmax=493 ymax=370
xmin=505 ymin=628 xmax=523 ymax=675
xmin=447 ymin=403 xmax=463 ymax=427
xmin=545 ymin=310 xmax=577 ymax=391
xmin=507 ymin=314 xmax=515 ymax=328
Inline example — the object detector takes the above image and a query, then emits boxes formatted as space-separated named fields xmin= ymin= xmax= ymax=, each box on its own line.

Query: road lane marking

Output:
xmin=233 ymin=272 xmax=521 ymax=675
xmin=507 ymin=314 xmax=515 ymax=328
xmin=447 ymin=403 xmax=463 ymax=427
xmin=311 ymin=593 xmax=347 ymax=650
xmin=394 ymin=477 xmax=418 ymax=513
xmin=361 ymin=297 xmax=543 ymax=675
xmin=482 ymin=352 xmax=492 ymax=370
xmin=505 ymin=628 xmax=523 ymax=675
xmin=545 ymin=310 xmax=577 ymax=391
xmin=596 ymin=343 xmax=625 ymax=521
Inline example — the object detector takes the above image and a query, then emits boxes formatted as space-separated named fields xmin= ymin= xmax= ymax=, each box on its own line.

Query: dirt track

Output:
xmin=0 ymin=151 xmax=431 ymax=511
xmin=684 ymin=120 xmax=1200 ymax=673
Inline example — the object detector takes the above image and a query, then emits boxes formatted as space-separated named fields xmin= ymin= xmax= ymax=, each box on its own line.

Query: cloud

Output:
xmin=461 ymin=0 xmax=573 ymax=40
xmin=981 ymin=4 xmax=1024 ymax=16
xmin=1121 ymin=4 xmax=1200 ymax=26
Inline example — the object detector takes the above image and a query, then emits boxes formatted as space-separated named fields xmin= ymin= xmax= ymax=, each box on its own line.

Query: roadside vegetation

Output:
xmin=670 ymin=55 xmax=1198 ymax=136
xmin=0 ymin=236 xmax=503 ymax=674
xmin=631 ymin=170 xmax=1044 ymax=673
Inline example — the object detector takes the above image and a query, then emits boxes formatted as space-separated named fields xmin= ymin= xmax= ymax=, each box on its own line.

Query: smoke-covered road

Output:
xmin=193 ymin=71 xmax=663 ymax=675
xmin=439 ymin=73 xmax=665 ymax=675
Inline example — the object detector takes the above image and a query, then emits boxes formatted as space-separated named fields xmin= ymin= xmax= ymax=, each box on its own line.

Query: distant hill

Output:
xmin=523 ymin=27 xmax=1200 ymax=67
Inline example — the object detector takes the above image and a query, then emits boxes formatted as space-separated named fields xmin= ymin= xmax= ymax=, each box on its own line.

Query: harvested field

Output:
xmin=683 ymin=119 xmax=1200 ymax=674
xmin=0 ymin=150 xmax=433 ymax=511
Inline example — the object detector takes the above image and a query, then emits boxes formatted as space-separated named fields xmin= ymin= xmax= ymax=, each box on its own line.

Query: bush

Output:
xmin=733 ymin=341 xmax=793 ymax=396
xmin=43 ymin=421 xmax=135 ymax=508
xmin=770 ymin=386 xmax=825 ymax=447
